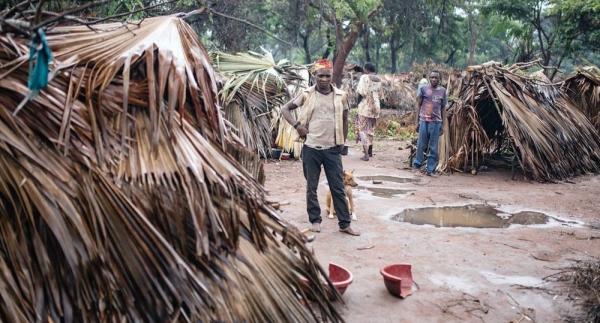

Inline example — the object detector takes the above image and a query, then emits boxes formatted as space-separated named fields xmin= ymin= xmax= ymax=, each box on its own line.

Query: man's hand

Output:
xmin=296 ymin=125 xmax=309 ymax=137
xmin=439 ymin=127 xmax=444 ymax=136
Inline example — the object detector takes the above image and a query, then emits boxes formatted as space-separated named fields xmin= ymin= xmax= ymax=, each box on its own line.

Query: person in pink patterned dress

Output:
xmin=355 ymin=62 xmax=382 ymax=161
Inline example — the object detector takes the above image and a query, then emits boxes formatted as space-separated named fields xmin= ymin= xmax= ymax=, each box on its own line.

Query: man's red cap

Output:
xmin=314 ymin=58 xmax=333 ymax=71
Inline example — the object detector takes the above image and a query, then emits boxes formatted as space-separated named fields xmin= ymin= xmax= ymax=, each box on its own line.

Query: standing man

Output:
xmin=281 ymin=59 xmax=360 ymax=236
xmin=413 ymin=70 xmax=447 ymax=177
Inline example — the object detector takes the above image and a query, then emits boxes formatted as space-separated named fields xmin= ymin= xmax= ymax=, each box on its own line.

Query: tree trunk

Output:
xmin=322 ymin=29 xmax=334 ymax=59
xmin=332 ymin=25 xmax=362 ymax=87
xmin=363 ymin=26 xmax=371 ymax=63
xmin=390 ymin=36 xmax=399 ymax=74
xmin=445 ymin=48 xmax=457 ymax=65
xmin=300 ymin=32 xmax=311 ymax=64
xmin=467 ymin=43 xmax=476 ymax=66
xmin=332 ymin=37 xmax=357 ymax=87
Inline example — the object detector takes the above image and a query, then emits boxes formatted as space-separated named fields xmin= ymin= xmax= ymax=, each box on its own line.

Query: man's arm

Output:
xmin=415 ymin=97 xmax=422 ymax=125
xmin=281 ymin=97 xmax=299 ymax=125
xmin=342 ymin=109 xmax=349 ymax=144
xmin=282 ymin=95 xmax=308 ymax=137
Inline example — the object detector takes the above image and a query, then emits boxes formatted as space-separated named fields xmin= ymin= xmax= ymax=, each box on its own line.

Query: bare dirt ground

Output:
xmin=263 ymin=138 xmax=600 ymax=323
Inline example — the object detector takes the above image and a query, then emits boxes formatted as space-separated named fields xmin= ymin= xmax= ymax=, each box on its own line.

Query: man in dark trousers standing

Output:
xmin=281 ymin=59 xmax=360 ymax=236
xmin=414 ymin=70 xmax=447 ymax=177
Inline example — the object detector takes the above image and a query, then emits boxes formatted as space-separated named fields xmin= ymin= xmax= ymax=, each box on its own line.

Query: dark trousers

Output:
xmin=302 ymin=145 xmax=351 ymax=229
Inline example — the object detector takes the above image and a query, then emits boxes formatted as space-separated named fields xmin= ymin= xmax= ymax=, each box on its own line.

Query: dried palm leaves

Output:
xmin=440 ymin=61 xmax=600 ymax=181
xmin=212 ymin=49 xmax=305 ymax=157
xmin=341 ymin=65 xmax=416 ymax=112
xmin=564 ymin=66 xmax=600 ymax=134
xmin=0 ymin=17 xmax=342 ymax=322
xmin=273 ymin=66 xmax=310 ymax=155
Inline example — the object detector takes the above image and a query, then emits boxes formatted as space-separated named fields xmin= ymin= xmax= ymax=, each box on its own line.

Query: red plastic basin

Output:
xmin=380 ymin=263 xmax=413 ymax=298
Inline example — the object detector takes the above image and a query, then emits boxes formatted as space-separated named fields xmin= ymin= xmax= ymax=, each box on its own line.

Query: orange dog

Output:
xmin=326 ymin=170 xmax=358 ymax=221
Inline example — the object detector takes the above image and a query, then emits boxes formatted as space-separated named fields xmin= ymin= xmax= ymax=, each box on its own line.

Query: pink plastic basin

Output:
xmin=380 ymin=263 xmax=413 ymax=298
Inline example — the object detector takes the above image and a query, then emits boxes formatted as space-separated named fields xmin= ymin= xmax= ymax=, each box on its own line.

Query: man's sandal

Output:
xmin=339 ymin=226 xmax=360 ymax=236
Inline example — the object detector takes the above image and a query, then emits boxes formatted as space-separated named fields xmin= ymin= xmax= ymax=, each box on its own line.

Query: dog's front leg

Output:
xmin=328 ymin=195 xmax=335 ymax=219
xmin=328 ymin=211 xmax=335 ymax=219
xmin=348 ymin=196 xmax=357 ymax=221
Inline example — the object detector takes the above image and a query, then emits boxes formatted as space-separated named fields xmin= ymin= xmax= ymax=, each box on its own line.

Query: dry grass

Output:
xmin=557 ymin=260 xmax=600 ymax=322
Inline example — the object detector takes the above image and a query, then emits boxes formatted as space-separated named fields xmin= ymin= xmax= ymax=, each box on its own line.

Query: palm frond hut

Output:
xmin=563 ymin=66 xmax=600 ymax=133
xmin=212 ymin=50 xmax=305 ymax=157
xmin=440 ymin=61 xmax=600 ymax=182
xmin=0 ymin=16 xmax=342 ymax=322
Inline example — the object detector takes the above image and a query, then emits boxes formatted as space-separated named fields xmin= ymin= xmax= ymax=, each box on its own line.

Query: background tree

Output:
xmin=309 ymin=0 xmax=382 ymax=86
xmin=483 ymin=0 xmax=570 ymax=79
xmin=462 ymin=0 xmax=487 ymax=66
xmin=15 ymin=0 xmax=598 ymax=78
xmin=379 ymin=0 xmax=424 ymax=72
xmin=551 ymin=0 xmax=600 ymax=53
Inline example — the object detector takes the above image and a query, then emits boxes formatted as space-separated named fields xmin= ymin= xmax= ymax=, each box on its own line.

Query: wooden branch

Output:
xmin=30 ymin=1 xmax=112 ymax=31
xmin=81 ymin=0 xmax=179 ymax=25
xmin=206 ymin=8 xmax=292 ymax=46
xmin=0 ymin=0 xmax=33 ymax=20
xmin=1 ymin=0 xmax=179 ymax=36
xmin=34 ymin=0 xmax=46 ymax=26
xmin=367 ymin=4 xmax=382 ymax=20
xmin=308 ymin=1 xmax=335 ymax=26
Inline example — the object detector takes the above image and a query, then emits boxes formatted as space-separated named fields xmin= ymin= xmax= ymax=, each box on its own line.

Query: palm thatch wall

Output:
xmin=0 ymin=17 xmax=342 ymax=322
xmin=212 ymin=50 xmax=306 ymax=158
xmin=440 ymin=61 xmax=600 ymax=182
xmin=563 ymin=67 xmax=600 ymax=134
xmin=273 ymin=66 xmax=310 ymax=156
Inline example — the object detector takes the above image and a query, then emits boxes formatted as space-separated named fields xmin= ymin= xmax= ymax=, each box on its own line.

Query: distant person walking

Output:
xmin=418 ymin=73 xmax=429 ymax=86
xmin=413 ymin=70 xmax=447 ymax=177
xmin=281 ymin=58 xmax=360 ymax=236
xmin=355 ymin=62 xmax=382 ymax=161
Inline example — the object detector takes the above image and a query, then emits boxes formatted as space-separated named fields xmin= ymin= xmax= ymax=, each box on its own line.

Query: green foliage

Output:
xmin=551 ymin=0 xmax=600 ymax=52
xmin=24 ymin=0 xmax=600 ymax=79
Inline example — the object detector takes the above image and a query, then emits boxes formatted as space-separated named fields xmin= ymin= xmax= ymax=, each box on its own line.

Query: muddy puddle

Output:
xmin=393 ymin=204 xmax=556 ymax=228
xmin=357 ymin=186 xmax=413 ymax=198
xmin=356 ymin=175 xmax=415 ymax=183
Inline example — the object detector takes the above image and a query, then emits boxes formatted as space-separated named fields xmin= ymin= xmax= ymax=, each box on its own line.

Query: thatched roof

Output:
xmin=440 ymin=61 xmax=600 ymax=182
xmin=563 ymin=67 xmax=600 ymax=134
xmin=212 ymin=50 xmax=306 ymax=157
xmin=0 ymin=17 xmax=341 ymax=321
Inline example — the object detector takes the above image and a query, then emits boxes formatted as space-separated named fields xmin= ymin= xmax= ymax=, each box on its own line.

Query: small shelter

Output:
xmin=440 ymin=61 xmax=600 ymax=182
xmin=563 ymin=66 xmax=600 ymax=134
xmin=0 ymin=16 xmax=341 ymax=322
